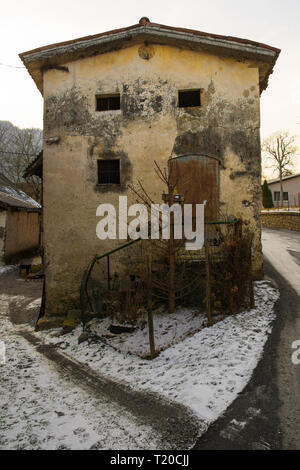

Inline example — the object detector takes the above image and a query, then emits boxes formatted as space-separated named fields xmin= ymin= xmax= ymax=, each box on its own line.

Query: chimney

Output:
xmin=139 ymin=17 xmax=150 ymax=25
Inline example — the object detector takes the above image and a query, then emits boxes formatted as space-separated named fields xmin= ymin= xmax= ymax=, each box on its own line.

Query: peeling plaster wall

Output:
xmin=42 ymin=43 xmax=262 ymax=317
xmin=4 ymin=210 xmax=40 ymax=260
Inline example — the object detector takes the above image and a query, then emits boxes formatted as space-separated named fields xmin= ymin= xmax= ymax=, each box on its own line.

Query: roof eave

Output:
xmin=0 ymin=201 xmax=40 ymax=212
xmin=268 ymin=173 xmax=300 ymax=184
xmin=20 ymin=24 xmax=280 ymax=95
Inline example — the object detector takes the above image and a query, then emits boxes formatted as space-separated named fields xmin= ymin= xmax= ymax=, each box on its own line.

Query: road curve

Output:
xmin=194 ymin=228 xmax=300 ymax=450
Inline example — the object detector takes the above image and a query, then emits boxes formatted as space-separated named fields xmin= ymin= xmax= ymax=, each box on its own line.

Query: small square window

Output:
xmin=96 ymin=94 xmax=120 ymax=111
xmin=97 ymin=159 xmax=120 ymax=184
xmin=274 ymin=191 xmax=280 ymax=201
xmin=178 ymin=89 xmax=201 ymax=108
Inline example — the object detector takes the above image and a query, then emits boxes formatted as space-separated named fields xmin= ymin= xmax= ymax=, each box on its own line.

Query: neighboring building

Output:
xmin=0 ymin=173 xmax=41 ymax=263
xmin=267 ymin=173 xmax=300 ymax=207
xmin=20 ymin=17 xmax=280 ymax=324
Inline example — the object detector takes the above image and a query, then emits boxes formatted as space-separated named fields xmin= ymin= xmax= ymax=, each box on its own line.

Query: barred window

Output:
xmin=178 ymin=89 xmax=201 ymax=108
xmin=97 ymin=159 xmax=120 ymax=184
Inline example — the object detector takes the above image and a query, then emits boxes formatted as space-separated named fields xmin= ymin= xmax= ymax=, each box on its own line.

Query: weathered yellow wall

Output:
xmin=5 ymin=210 xmax=40 ymax=259
xmin=42 ymin=43 xmax=262 ymax=317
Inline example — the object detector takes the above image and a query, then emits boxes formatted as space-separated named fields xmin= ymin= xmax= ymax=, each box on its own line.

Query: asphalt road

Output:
xmin=194 ymin=228 xmax=300 ymax=450
xmin=263 ymin=228 xmax=300 ymax=450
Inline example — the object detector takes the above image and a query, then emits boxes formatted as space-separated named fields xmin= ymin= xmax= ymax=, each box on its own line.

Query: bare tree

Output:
xmin=262 ymin=131 xmax=297 ymax=207
xmin=128 ymin=161 xmax=201 ymax=314
xmin=0 ymin=121 xmax=42 ymax=201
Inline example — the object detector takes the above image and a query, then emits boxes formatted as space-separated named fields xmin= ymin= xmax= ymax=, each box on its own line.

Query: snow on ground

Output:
xmin=26 ymin=298 xmax=42 ymax=310
xmin=261 ymin=209 xmax=300 ymax=213
xmin=0 ymin=295 xmax=166 ymax=450
xmin=38 ymin=281 xmax=279 ymax=432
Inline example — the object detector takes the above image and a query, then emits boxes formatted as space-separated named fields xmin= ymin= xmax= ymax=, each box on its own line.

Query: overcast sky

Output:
xmin=1 ymin=0 xmax=299 ymax=149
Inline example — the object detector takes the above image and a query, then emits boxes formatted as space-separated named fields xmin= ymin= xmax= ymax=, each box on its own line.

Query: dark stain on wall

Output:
xmin=150 ymin=94 xmax=163 ymax=113
xmin=229 ymin=129 xmax=261 ymax=178
xmin=121 ymin=78 xmax=172 ymax=119
xmin=173 ymin=127 xmax=260 ymax=178
xmin=173 ymin=128 xmax=223 ymax=162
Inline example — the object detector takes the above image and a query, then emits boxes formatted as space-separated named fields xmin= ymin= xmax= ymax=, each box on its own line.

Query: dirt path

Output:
xmin=0 ymin=268 xmax=43 ymax=326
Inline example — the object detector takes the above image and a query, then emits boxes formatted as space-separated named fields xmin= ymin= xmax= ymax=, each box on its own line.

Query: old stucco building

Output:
xmin=20 ymin=17 xmax=280 ymax=326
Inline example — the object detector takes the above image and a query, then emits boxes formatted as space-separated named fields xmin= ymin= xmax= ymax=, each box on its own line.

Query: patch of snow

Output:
xmin=1 ymin=294 xmax=28 ymax=305
xmin=0 ymin=265 xmax=16 ymax=276
xmin=86 ymin=307 xmax=207 ymax=357
xmin=38 ymin=281 xmax=279 ymax=435
xmin=219 ymin=419 xmax=248 ymax=440
xmin=0 ymin=301 xmax=166 ymax=450
xmin=246 ymin=407 xmax=261 ymax=418
xmin=230 ymin=418 xmax=247 ymax=429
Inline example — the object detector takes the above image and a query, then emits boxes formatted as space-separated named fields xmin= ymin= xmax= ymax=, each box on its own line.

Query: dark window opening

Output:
xmin=97 ymin=159 xmax=120 ymax=184
xmin=96 ymin=94 xmax=120 ymax=111
xmin=274 ymin=191 xmax=289 ymax=201
xmin=178 ymin=89 xmax=201 ymax=108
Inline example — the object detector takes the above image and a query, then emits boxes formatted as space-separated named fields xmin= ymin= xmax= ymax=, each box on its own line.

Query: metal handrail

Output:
xmin=80 ymin=238 xmax=142 ymax=324
xmin=80 ymin=219 xmax=239 ymax=324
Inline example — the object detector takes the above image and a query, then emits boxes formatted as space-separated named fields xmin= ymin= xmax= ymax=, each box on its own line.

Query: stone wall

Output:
xmin=261 ymin=212 xmax=300 ymax=231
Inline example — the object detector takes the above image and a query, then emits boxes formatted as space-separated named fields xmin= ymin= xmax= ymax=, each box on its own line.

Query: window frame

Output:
xmin=95 ymin=93 xmax=121 ymax=112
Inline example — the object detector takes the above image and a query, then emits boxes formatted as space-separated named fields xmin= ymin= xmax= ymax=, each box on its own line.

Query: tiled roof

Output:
xmin=20 ymin=20 xmax=280 ymax=57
